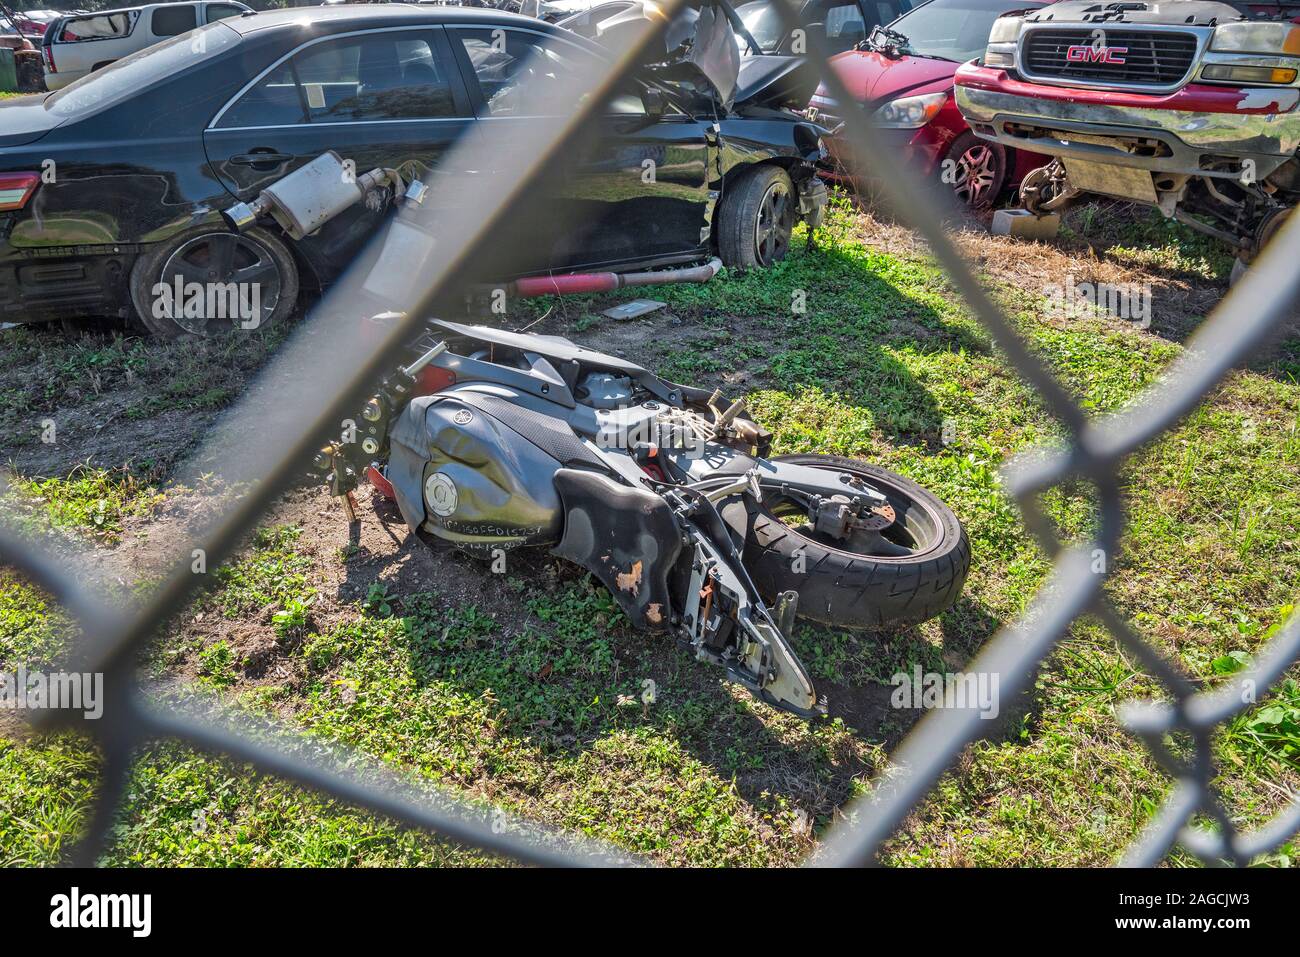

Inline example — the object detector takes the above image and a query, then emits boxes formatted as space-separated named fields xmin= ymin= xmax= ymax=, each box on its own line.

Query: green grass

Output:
xmin=0 ymin=198 xmax=1296 ymax=866
xmin=0 ymin=572 xmax=77 ymax=670
xmin=1063 ymin=205 xmax=1237 ymax=282
xmin=4 ymin=465 xmax=163 ymax=544
xmin=0 ymin=323 xmax=287 ymax=455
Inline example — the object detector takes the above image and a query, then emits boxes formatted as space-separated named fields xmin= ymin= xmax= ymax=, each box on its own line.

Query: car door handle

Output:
xmin=230 ymin=152 xmax=293 ymax=167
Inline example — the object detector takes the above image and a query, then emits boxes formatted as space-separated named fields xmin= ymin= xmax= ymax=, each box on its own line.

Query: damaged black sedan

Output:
xmin=0 ymin=3 xmax=828 ymax=336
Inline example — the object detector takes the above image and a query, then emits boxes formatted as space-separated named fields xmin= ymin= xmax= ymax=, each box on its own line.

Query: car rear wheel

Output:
xmin=943 ymin=132 xmax=1007 ymax=209
xmin=129 ymin=225 xmax=298 ymax=338
xmin=718 ymin=165 xmax=796 ymax=269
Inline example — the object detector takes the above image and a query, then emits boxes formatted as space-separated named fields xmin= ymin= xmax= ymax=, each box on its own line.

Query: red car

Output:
xmin=10 ymin=9 xmax=65 ymax=36
xmin=806 ymin=0 xmax=1049 ymax=207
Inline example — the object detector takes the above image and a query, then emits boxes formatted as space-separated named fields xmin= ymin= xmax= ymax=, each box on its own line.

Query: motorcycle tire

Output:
xmin=741 ymin=454 xmax=970 ymax=629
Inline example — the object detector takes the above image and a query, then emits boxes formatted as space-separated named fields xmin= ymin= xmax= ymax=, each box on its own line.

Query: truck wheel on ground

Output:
xmin=943 ymin=132 xmax=1008 ymax=209
xmin=740 ymin=454 xmax=971 ymax=629
xmin=128 ymin=225 xmax=298 ymax=338
xmin=718 ymin=164 xmax=796 ymax=269
xmin=1229 ymin=206 xmax=1292 ymax=287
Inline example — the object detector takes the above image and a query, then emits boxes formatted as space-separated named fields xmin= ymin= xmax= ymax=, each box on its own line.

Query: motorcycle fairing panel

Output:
xmin=552 ymin=468 xmax=682 ymax=631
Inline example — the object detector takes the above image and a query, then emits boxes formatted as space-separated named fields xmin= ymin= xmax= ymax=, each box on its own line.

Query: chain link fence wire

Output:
xmin=1 ymin=0 xmax=1298 ymax=868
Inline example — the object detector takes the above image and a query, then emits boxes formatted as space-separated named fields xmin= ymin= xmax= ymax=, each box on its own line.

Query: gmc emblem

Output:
xmin=1065 ymin=44 xmax=1128 ymax=64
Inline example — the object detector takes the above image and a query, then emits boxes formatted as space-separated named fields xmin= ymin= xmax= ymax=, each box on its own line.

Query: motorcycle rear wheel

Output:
xmin=742 ymin=454 xmax=970 ymax=629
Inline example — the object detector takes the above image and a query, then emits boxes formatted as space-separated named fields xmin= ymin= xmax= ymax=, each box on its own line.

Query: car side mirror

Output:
xmin=642 ymin=87 xmax=664 ymax=118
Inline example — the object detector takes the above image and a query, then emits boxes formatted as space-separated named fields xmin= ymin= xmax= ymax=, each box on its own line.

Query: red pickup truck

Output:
xmin=953 ymin=0 xmax=1300 ymax=278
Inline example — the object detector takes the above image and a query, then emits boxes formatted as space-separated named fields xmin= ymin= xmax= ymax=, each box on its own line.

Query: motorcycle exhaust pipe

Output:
xmin=512 ymin=257 xmax=722 ymax=298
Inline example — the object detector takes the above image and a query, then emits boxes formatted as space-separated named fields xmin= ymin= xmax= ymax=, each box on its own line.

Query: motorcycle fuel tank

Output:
xmin=387 ymin=391 xmax=566 ymax=553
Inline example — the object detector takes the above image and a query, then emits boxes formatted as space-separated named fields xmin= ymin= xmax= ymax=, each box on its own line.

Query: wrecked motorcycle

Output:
xmin=315 ymin=321 xmax=970 ymax=717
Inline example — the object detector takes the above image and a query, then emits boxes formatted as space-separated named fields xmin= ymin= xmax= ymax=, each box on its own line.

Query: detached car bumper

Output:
xmin=955 ymin=64 xmax=1300 ymax=180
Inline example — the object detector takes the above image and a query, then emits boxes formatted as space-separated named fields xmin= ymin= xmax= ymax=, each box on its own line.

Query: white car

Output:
xmin=40 ymin=1 xmax=251 ymax=91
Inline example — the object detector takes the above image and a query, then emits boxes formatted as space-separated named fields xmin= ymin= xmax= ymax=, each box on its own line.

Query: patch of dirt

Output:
xmin=8 ymin=406 xmax=217 ymax=483
xmin=854 ymin=202 xmax=1300 ymax=360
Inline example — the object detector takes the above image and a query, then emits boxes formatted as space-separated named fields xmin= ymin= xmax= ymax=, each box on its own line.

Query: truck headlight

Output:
xmin=987 ymin=15 xmax=1021 ymax=44
xmin=1210 ymin=21 xmax=1300 ymax=55
xmin=983 ymin=15 xmax=1021 ymax=69
xmin=874 ymin=92 xmax=947 ymax=129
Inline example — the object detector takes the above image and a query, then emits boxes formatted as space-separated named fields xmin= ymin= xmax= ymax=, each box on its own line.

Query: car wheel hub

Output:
xmin=952 ymin=144 xmax=997 ymax=206
xmin=157 ymin=233 xmax=282 ymax=336
xmin=755 ymin=180 xmax=794 ymax=266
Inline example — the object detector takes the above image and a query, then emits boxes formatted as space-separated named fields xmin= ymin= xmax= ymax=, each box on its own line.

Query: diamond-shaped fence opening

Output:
xmin=2 ymin=0 xmax=1298 ymax=867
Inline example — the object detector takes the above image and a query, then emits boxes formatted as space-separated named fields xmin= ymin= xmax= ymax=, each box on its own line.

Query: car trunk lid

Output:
xmin=0 ymin=94 xmax=67 ymax=149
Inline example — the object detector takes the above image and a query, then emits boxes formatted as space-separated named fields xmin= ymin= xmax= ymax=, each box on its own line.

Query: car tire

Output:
xmin=718 ymin=164 xmax=796 ymax=269
xmin=943 ymin=132 xmax=1008 ymax=209
xmin=129 ymin=225 xmax=299 ymax=338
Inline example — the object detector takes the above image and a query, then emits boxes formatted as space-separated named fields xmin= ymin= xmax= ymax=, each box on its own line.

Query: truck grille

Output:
xmin=1021 ymin=29 xmax=1199 ymax=88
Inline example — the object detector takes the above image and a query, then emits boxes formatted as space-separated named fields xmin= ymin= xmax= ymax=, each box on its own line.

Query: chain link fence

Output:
xmin=2 ymin=0 xmax=1299 ymax=867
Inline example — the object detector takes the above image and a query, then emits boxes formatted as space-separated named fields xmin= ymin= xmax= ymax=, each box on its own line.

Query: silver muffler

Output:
xmin=222 ymin=150 xmax=408 ymax=239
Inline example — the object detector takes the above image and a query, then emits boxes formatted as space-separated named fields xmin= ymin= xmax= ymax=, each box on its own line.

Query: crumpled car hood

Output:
xmin=564 ymin=1 xmax=815 ymax=112
xmin=734 ymin=54 xmax=820 ymax=111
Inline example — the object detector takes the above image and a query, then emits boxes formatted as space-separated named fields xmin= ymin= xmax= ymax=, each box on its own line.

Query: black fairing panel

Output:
xmin=388 ymin=394 xmax=564 ymax=552
xmin=551 ymin=469 xmax=681 ymax=632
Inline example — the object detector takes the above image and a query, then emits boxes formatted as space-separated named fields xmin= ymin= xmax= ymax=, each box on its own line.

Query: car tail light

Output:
xmin=42 ymin=43 xmax=55 ymax=73
xmin=0 ymin=173 xmax=40 ymax=211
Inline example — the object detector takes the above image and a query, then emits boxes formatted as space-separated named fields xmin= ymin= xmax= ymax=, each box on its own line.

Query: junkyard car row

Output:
xmin=2 ymin=3 xmax=834 ymax=333
xmin=7 ymin=0 xmax=1298 ymax=336
xmin=955 ymin=0 xmax=1300 ymax=278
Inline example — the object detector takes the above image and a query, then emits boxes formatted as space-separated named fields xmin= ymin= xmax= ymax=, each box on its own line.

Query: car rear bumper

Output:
xmin=955 ymin=64 xmax=1300 ymax=180
xmin=0 ymin=250 xmax=134 ymax=323
xmin=42 ymin=69 xmax=86 ymax=92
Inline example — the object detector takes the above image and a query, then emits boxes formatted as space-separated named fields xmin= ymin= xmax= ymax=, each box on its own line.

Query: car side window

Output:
xmin=151 ymin=4 xmax=198 ymax=37
xmin=825 ymin=3 xmax=867 ymax=52
xmin=217 ymin=62 xmax=304 ymax=128
xmin=453 ymin=28 xmax=607 ymax=118
xmin=206 ymin=4 xmax=246 ymax=22
xmin=215 ymin=30 xmax=460 ymax=128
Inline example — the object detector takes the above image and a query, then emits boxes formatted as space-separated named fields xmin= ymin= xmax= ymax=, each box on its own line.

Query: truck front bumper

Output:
xmin=954 ymin=65 xmax=1300 ymax=181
